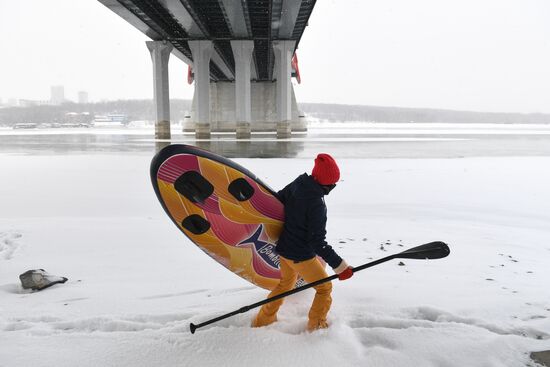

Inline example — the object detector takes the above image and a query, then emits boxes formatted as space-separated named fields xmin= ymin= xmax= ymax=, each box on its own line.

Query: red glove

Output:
xmin=338 ymin=266 xmax=354 ymax=281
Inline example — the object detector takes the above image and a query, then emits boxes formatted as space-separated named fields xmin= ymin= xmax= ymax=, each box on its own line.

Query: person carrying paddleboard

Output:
xmin=252 ymin=153 xmax=353 ymax=332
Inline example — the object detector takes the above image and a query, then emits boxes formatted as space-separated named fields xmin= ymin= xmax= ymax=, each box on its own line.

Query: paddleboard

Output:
xmin=151 ymin=144 xmax=290 ymax=290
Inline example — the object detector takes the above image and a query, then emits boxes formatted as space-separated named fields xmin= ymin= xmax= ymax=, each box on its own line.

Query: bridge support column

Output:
xmin=273 ymin=40 xmax=296 ymax=139
xmin=189 ymin=40 xmax=214 ymax=139
xmin=146 ymin=41 xmax=172 ymax=140
xmin=230 ymin=40 xmax=254 ymax=139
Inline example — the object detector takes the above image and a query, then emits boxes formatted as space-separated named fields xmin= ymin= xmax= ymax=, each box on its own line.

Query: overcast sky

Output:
xmin=1 ymin=0 xmax=549 ymax=113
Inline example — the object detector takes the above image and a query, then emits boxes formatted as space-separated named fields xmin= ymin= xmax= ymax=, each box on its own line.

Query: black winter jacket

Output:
xmin=275 ymin=173 xmax=343 ymax=269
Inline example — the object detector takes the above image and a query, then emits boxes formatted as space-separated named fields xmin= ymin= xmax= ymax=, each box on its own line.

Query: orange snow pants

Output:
xmin=252 ymin=256 xmax=332 ymax=331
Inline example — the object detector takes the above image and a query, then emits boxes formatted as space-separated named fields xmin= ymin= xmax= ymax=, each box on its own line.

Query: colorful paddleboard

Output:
xmin=151 ymin=144 xmax=289 ymax=290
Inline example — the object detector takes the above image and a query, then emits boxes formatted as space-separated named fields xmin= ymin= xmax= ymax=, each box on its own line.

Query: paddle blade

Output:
xmin=397 ymin=241 xmax=450 ymax=260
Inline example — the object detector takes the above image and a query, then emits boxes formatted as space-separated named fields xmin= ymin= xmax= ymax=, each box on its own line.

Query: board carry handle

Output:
xmin=174 ymin=171 xmax=214 ymax=204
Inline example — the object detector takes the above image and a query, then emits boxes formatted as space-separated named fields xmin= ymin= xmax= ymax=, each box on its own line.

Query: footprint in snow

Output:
xmin=4 ymin=313 xmax=195 ymax=334
xmin=527 ymin=315 xmax=547 ymax=321
xmin=141 ymin=289 xmax=209 ymax=300
xmin=0 ymin=231 xmax=22 ymax=260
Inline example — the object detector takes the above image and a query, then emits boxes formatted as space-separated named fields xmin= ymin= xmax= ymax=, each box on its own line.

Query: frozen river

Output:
xmin=1 ymin=122 xmax=550 ymax=158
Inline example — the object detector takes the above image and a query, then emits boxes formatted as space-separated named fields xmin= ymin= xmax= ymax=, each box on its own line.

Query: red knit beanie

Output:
xmin=311 ymin=153 xmax=340 ymax=185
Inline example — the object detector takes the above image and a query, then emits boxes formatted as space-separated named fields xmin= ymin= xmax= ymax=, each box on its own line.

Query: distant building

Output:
xmin=50 ymin=85 xmax=65 ymax=105
xmin=78 ymin=91 xmax=89 ymax=104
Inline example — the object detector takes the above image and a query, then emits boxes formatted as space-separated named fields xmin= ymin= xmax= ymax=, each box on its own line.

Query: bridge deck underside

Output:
xmin=107 ymin=0 xmax=316 ymax=82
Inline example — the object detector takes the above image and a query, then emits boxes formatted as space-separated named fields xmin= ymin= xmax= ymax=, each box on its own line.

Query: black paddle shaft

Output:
xmin=189 ymin=241 xmax=449 ymax=334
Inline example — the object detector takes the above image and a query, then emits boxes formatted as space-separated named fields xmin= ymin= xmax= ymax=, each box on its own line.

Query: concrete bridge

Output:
xmin=98 ymin=0 xmax=317 ymax=139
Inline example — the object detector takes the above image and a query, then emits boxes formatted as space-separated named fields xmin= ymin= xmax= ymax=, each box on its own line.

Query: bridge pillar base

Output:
xmin=155 ymin=120 xmax=171 ymax=140
xmin=195 ymin=123 xmax=211 ymax=139
xmin=236 ymin=122 xmax=251 ymax=139
xmin=277 ymin=121 xmax=292 ymax=139
xmin=187 ymin=82 xmax=305 ymax=134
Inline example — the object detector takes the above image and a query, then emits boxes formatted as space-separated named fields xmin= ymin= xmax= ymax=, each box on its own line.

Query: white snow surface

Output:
xmin=1 ymin=152 xmax=550 ymax=366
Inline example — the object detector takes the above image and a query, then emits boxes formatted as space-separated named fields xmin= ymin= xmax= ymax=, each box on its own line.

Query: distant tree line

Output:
xmin=1 ymin=99 xmax=549 ymax=126
xmin=299 ymin=103 xmax=550 ymax=124
xmin=0 ymin=100 xmax=192 ymax=126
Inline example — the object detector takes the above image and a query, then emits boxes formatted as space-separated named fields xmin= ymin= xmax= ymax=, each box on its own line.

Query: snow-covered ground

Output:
xmin=1 ymin=131 xmax=550 ymax=366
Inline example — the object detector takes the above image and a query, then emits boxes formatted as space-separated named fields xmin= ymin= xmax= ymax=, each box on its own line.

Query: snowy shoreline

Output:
xmin=1 ymin=153 xmax=549 ymax=366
